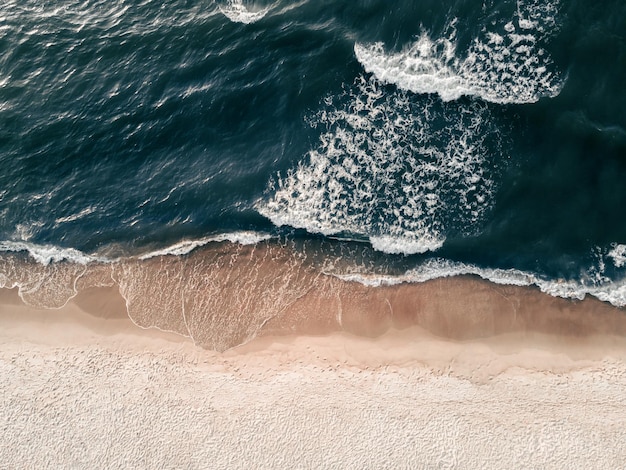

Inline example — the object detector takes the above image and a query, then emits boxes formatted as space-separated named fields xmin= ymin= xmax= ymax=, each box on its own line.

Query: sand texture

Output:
xmin=2 ymin=286 xmax=626 ymax=469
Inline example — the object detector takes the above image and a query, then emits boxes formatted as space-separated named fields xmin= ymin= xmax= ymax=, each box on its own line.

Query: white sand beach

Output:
xmin=2 ymin=285 xmax=626 ymax=468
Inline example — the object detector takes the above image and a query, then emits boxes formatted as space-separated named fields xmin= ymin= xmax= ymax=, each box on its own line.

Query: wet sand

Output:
xmin=2 ymin=240 xmax=626 ymax=351
xmin=2 ymin=279 xmax=626 ymax=468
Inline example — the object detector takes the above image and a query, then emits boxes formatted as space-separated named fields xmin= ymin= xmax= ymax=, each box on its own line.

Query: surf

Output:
xmin=355 ymin=1 xmax=563 ymax=104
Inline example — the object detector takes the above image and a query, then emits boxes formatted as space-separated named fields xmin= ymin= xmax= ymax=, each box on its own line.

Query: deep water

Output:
xmin=0 ymin=0 xmax=625 ymax=304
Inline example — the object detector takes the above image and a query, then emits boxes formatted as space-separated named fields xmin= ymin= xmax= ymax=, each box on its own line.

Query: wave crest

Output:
xmin=258 ymin=76 xmax=504 ymax=255
xmin=138 ymin=231 xmax=273 ymax=260
xmin=0 ymin=241 xmax=98 ymax=266
xmin=331 ymin=257 xmax=626 ymax=308
xmin=355 ymin=5 xmax=563 ymax=104
xmin=217 ymin=0 xmax=269 ymax=24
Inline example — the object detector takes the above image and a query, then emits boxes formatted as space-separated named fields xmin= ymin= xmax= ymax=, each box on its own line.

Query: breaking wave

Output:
xmin=258 ymin=76 xmax=504 ymax=255
xmin=330 ymin=257 xmax=626 ymax=308
xmin=217 ymin=0 xmax=270 ymax=24
xmin=355 ymin=1 xmax=563 ymax=104
xmin=0 ymin=241 xmax=100 ymax=266
xmin=0 ymin=231 xmax=273 ymax=265
xmin=138 ymin=231 xmax=273 ymax=259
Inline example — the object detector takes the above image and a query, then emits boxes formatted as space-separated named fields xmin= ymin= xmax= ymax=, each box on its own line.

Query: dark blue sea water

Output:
xmin=1 ymin=0 xmax=625 ymax=306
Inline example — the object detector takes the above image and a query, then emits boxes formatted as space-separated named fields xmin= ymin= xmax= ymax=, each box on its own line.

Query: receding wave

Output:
xmin=258 ymin=76 xmax=504 ymax=255
xmin=1 ymin=239 xmax=625 ymax=352
xmin=355 ymin=1 xmax=563 ymax=104
xmin=217 ymin=0 xmax=270 ymax=24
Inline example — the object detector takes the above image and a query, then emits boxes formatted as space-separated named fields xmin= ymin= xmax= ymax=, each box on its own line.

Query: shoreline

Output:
xmin=2 ymin=240 xmax=625 ymax=351
xmin=2 ymin=279 xmax=626 ymax=468
xmin=2 ymin=274 xmax=626 ymax=375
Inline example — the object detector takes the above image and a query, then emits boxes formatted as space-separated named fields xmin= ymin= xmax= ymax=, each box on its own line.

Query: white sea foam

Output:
xmin=0 ymin=232 xmax=273 ymax=266
xmin=138 ymin=231 xmax=272 ymax=260
xmin=608 ymin=244 xmax=626 ymax=268
xmin=258 ymin=76 xmax=502 ymax=255
xmin=218 ymin=0 xmax=269 ymax=24
xmin=515 ymin=0 xmax=560 ymax=34
xmin=54 ymin=207 xmax=97 ymax=225
xmin=212 ymin=231 xmax=273 ymax=245
xmin=331 ymin=258 xmax=626 ymax=308
xmin=0 ymin=241 xmax=97 ymax=266
xmin=369 ymin=234 xmax=444 ymax=256
xmin=355 ymin=2 xmax=563 ymax=104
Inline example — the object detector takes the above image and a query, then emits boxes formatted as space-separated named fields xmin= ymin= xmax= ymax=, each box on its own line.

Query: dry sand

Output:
xmin=2 ymin=284 xmax=626 ymax=468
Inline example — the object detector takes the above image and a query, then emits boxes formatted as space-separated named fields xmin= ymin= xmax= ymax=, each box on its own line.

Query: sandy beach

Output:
xmin=2 ymin=0 xmax=625 ymax=467
xmin=2 ymin=281 xmax=626 ymax=468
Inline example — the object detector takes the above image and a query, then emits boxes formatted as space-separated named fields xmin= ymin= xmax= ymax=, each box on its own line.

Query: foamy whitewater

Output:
xmin=138 ymin=231 xmax=273 ymax=259
xmin=331 ymin=256 xmax=626 ymax=308
xmin=217 ymin=0 xmax=270 ymax=24
xmin=2 ymin=3 xmax=626 ymax=468
xmin=0 ymin=0 xmax=625 ymax=342
xmin=354 ymin=7 xmax=563 ymax=104
xmin=258 ymin=77 xmax=504 ymax=255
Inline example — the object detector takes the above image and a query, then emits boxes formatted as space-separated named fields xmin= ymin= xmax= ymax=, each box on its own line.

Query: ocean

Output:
xmin=0 ymin=0 xmax=625 ymax=348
